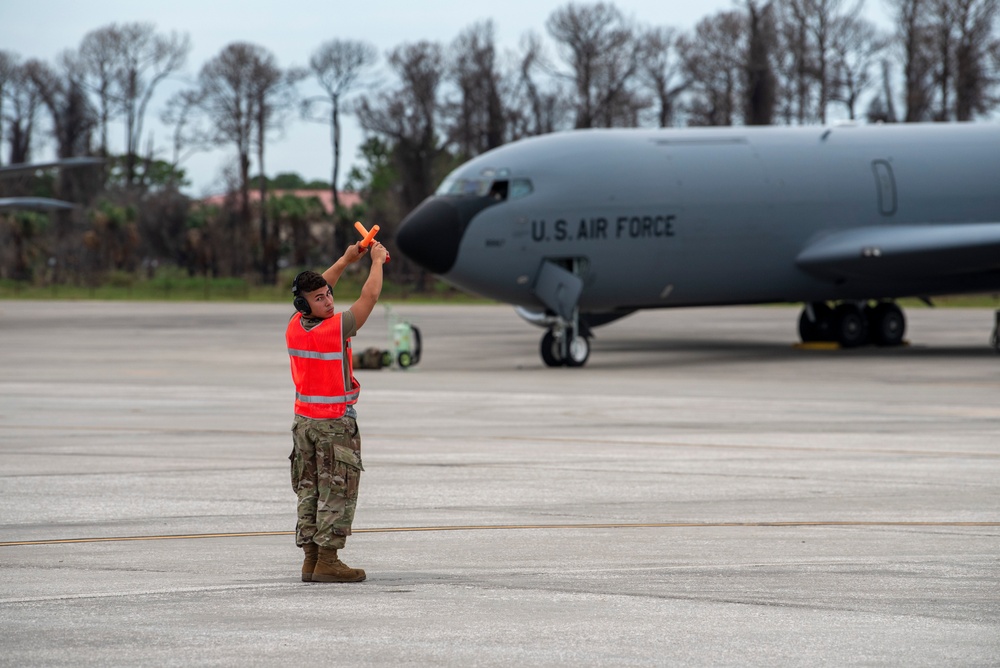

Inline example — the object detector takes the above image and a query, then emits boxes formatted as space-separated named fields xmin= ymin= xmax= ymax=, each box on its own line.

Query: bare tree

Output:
xmin=638 ymin=26 xmax=689 ymax=127
xmin=305 ymin=39 xmax=377 ymax=215
xmin=77 ymin=25 xmax=122 ymax=155
xmin=250 ymin=53 xmax=305 ymax=283
xmin=1 ymin=57 xmax=43 ymax=165
xmin=991 ymin=36 xmax=1000 ymax=106
xmin=745 ymin=1 xmax=778 ymax=125
xmin=829 ymin=16 xmax=889 ymax=119
xmin=898 ymin=0 xmax=1000 ymax=121
xmin=865 ymin=58 xmax=900 ymax=121
xmin=191 ymin=42 xmax=263 ymax=276
xmin=109 ymin=23 xmax=190 ymax=186
xmin=546 ymin=2 xmax=645 ymax=128
xmin=951 ymin=0 xmax=1000 ymax=120
xmin=0 ymin=50 xmax=18 ymax=166
xmin=772 ymin=0 xmax=813 ymax=123
xmin=356 ymin=41 xmax=447 ymax=216
xmin=681 ymin=11 xmax=746 ymax=126
xmin=928 ymin=0 xmax=957 ymax=119
xmin=27 ymin=53 xmax=96 ymax=162
xmin=447 ymin=21 xmax=507 ymax=158
xmin=781 ymin=0 xmax=863 ymax=124
xmin=513 ymin=31 xmax=569 ymax=136
xmin=886 ymin=0 xmax=937 ymax=121
xmin=23 ymin=55 xmax=98 ymax=273
xmin=161 ymin=88 xmax=205 ymax=185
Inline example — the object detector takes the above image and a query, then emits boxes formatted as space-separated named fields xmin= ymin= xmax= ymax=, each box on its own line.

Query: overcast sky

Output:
xmin=0 ymin=0 xmax=892 ymax=196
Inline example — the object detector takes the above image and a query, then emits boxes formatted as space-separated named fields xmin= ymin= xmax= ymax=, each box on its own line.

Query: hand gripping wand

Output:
xmin=354 ymin=221 xmax=390 ymax=263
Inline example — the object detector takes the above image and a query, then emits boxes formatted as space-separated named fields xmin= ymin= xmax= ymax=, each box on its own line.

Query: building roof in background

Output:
xmin=201 ymin=189 xmax=361 ymax=214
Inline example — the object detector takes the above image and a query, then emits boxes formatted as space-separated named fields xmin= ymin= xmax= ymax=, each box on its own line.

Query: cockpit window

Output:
xmin=436 ymin=176 xmax=493 ymax=196
xmin=509 ymin=179 xmax=533 ymax=200
xmin=435 ymin=169 xmax=533 ymax=201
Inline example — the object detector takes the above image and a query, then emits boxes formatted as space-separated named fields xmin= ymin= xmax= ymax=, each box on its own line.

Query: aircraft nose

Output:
xmin=396 ymin=197 xmax=464 ymax=274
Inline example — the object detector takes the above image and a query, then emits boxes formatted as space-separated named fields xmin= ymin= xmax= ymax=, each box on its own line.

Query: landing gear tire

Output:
xmin=867 ymin=302 xmax=905 ymax=346
xmin=564 ymin=332 xmax=590 ymax=367
xmin=540 ymin=329 xmax=590 ymax=367
xmin=798 ymin=303 xmax=834 ymax=342
xmin=540 ymin=330 xmax=565 ymax=367
xmin=834 ymin=303 xmax=869 ymax=348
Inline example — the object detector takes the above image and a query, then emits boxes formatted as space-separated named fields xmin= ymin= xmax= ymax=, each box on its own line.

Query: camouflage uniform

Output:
xmin=289 ymin=414 xmax=364 ymax=550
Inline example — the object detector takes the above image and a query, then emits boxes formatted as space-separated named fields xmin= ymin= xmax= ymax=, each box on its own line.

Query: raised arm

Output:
xmin=321 ymin=242 xmax=368 ymax=289
xmin=348 ymin=242 xmax=387 ymax=330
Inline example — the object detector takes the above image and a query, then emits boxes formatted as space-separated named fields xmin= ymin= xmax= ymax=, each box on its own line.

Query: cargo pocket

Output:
xmin=332 ymin=443 xmax=363 ymax=472
xmin=332 ymin=444 xmax=363 ymax=502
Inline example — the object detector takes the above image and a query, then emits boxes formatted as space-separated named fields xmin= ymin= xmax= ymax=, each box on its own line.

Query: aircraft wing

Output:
xmin=795 ymin=222 xmax=1000 ymax=281
xmin=0 ymin=157 xmax=105 ymax=179
xmin=0 ymin=197 xmax=78 ymax=211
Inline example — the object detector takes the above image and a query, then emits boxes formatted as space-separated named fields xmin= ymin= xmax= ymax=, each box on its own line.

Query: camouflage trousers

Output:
xmin=289 ymin=415 xmax=363 ymax=550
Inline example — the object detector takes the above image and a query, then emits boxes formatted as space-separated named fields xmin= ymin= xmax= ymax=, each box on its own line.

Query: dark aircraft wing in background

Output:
xmin=0 ymin=157 xmax=105 ymax=178
xmin=796 ymin=222 xmax=1000 ymax=281
xmin=0 ymin=197 xmax=78 ymax=211
xmin=0 ymin=157 xmax=105 ymax=212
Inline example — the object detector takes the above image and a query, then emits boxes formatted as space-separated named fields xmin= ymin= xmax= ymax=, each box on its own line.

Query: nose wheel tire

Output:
xmin=565 ymin=332 xmax=590 ymax=367
xmin=540 ymin=329 xmax=590 ymax=367
xmin=540 ymin=330 xmax=564 ymax=367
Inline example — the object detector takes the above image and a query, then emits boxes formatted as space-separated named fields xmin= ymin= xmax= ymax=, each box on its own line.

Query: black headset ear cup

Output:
xmin=293 ymin=295 xmax=310 ymax=315
xmin=291 ymin=272 xmax=310 ymax=315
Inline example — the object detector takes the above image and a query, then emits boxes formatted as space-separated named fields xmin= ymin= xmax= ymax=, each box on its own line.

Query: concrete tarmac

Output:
xmin=1 ymin=300 xmax=999 ymax=666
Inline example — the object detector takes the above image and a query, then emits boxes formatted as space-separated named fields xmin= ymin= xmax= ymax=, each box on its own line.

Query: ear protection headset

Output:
xmin=291 ymin=272 xmax=311 ymax=316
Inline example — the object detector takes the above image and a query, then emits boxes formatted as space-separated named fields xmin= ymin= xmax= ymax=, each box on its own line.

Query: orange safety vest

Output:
xmin=285 ymin=313 xmax=360 ymax=419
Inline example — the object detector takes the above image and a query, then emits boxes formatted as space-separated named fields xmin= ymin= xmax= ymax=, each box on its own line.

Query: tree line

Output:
xmin=1 ymin=0 xmax=998 ymax=289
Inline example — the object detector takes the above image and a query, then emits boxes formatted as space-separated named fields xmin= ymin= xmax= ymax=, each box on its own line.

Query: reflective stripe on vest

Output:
xmin=285 ymin=313 xmax=360 ymax=419
xmin=295 ymin=389 xmax=360 ymax=404
xmin=287 ymin=348 xmax=343 ymax=361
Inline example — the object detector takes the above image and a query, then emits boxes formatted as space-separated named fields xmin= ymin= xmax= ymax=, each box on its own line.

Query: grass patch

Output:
xmin=0 ymin=271 xmax=493 ymax=304
xmin=2 ymin=270 xmax=998 ymax=308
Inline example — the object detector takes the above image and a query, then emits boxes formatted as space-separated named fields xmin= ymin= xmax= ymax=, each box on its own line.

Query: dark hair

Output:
xmin=292 ymin=270 xmax=327 ymax=295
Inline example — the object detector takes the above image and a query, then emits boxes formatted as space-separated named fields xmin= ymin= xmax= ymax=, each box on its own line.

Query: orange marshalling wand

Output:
xmin=354 ymin=221 xmax=390 ymax=262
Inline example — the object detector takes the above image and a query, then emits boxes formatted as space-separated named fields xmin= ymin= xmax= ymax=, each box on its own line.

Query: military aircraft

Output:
xmin=396 ymin=122 xmax=1000 ymax=366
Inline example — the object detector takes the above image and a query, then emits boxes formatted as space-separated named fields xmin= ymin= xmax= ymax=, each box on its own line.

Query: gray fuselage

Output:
xmin=399 ymin=123 xmax=1000 ymax=314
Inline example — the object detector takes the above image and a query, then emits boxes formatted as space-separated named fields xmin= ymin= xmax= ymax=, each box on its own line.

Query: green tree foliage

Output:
xmin=268 ymin=192 xmax=326 ymax=267
xmin=0 ymin=210 xmax=49 ymax=281
xmin=104 ymin=154 xmax=189 ymax=191
xmin=83 ymin=199 xmax=139 ymax=275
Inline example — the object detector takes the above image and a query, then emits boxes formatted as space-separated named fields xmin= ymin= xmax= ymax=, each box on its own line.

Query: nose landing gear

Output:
xmin=531 ymin=257 xmax=591 ymax=367
xmin=540 ymin=323 xmax=591 ymax=367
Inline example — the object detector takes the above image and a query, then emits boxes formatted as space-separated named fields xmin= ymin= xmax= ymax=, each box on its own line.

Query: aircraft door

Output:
xmin=872 ymin=160 xmax=897 ymax=216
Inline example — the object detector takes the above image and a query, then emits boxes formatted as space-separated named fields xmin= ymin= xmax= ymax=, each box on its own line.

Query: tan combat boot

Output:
xmin=312 ymin=547 xmax=366 ymax=583
xmin=301 ymin=543 xmax=319 ymax=582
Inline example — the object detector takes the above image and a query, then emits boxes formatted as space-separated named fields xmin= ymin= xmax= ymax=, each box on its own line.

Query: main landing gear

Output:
xmin=798 ymin=301 xmax=906 ymax=347
xmin=540 ymin=320 xmax=591 ymax=367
